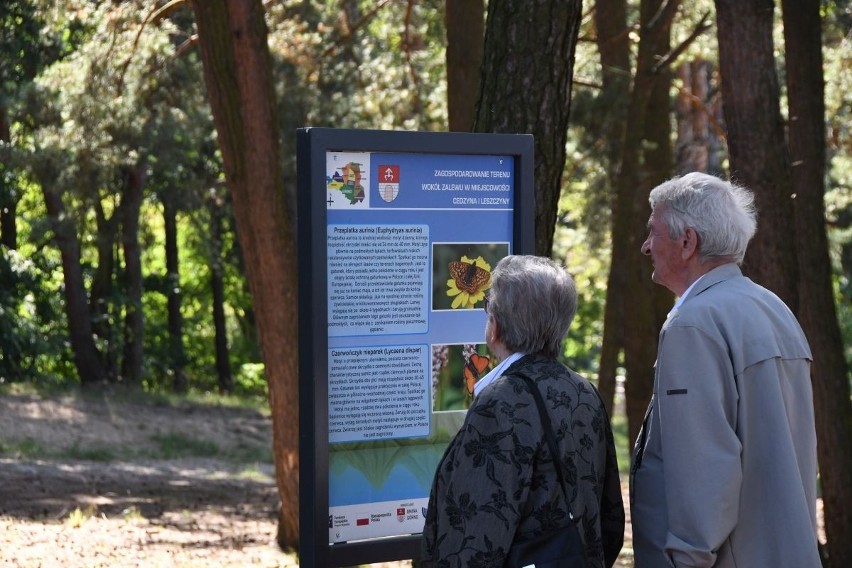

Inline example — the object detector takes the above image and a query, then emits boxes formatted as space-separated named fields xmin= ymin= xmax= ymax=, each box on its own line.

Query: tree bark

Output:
xmin=594 ymin=0 xmax=631 ymax=416
xmin=474 ymin=0 xmax=583 ymax=256
xmin=163 ymin=195 xmax=187 ymax=392
xmin=445 ymin=0 xmax=484 ymax=132
xmin=209 ymin=195 xmax=233 ymax=395
xmin=612 ymin=0 xmax=679 ymax=444
xmin=675 ymin=59 xmax=718 ymax=174
xmin=191 ymin=0 xmax=300 ymax=549
xmin=714 ymin=0 xmax=799 ymax=310
xmin=781 ymin=1 xmax=852 ymax=564
xmin=0 ymin=105 xmax=16 ymax=250
xmin=91 ymin=200 xmax=119 ymax=380
xmin=41 ymin=183 xmax=108 ymax=385
xmin=119 ymin=164 xmax=146 ymax=384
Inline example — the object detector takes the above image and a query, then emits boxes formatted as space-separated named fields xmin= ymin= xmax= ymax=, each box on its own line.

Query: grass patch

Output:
xmin=62 ymin=444 xmax=116 ymax=462
xmin=0 ymin=379 xmax=74 ymax=398
xmin=1 ymin=387 xmax=273 ymax=464
xmin=230 ymin=444 xmax=274 ymax=464
xmin=0 ymin=438 xmax=118 ymax=461
xmin=142 ymin=433 xmax=271 ymax=463
xmin=124 ymin=388 xmax=271 ymax=415
xmin=0 ymin=438 xmax=46 ymax=459
xmin=0 ymin=380 xmax=270 ymax=416
xmin=148 ymin=432 xmax=221 ymax=459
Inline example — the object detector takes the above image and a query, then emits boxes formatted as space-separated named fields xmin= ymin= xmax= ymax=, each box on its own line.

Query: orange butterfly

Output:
xmin=449 ymin=260 xmax=491 ymax=294
xmin=464 ymin=352 xmax=491 ymax=395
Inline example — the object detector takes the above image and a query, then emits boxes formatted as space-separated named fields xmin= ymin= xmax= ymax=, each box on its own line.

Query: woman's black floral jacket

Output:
xmin=421 ymin=355 xmax=625 ymax=567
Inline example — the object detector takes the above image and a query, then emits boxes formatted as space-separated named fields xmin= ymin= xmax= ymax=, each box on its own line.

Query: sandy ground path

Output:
xmin=0 ymin=390 xmax=635 ymax=567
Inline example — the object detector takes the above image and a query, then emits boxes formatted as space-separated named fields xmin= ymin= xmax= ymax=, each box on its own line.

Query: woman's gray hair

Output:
xmin=649 ymin=172 xmax=757 ymax=264
xmin=488 ymin=255 xmax=577 ymax=358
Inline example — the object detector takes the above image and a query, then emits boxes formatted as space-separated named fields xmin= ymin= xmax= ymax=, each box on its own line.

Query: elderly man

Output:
xmin=630 ymin=173 xmax=820 ymax=567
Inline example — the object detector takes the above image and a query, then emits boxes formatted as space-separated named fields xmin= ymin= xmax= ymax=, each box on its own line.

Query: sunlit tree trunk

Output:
xmin=474 ymin=0 xmax=583 ymax=256
xmin=781 ymin=1 xmax=852 ymax=564
xmin=191 ymin=0 xmax=300 ymax=548
xmin=445 ymin=0 xmax=484 ymax=132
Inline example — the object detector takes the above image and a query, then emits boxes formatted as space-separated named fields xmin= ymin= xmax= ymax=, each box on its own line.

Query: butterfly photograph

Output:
xmin=432 ymin=242 xmax=509 ymax=310
xmin=431 ymin=343 xmax=493 ymax=412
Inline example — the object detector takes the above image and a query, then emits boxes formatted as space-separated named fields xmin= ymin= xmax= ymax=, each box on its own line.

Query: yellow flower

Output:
xmin=446 ymin=255 xmax=492 ymax=309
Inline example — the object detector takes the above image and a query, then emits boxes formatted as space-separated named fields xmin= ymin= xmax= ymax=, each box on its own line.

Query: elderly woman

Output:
xmin=421 ymin=255 xmax=624 ymax=567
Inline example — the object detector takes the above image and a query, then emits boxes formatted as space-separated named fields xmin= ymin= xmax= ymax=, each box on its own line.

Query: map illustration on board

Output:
xmin=327 ymin=161 xmax=366 ymax=206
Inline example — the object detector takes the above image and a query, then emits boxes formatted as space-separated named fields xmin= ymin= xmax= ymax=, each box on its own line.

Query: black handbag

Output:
xmin=505 ymin=374 xmax=588 ymax=568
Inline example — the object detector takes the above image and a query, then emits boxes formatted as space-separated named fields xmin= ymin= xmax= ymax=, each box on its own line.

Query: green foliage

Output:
xmin=3 ymin=1 xmax=267 ymax=392
xmin=234 ymin=363 xmax=268 ymax=398
xmin=1 ymin=0 xmax=457 ymax=393
xmin=2 ymin=0 xmax=848 ymax=398
xmin=553 ymin=134 xmax=612 ymax=377
xmin=0 ymin=241 xmax=72 ymax=383
xmin=266 ymin=0 xmax=448 ymax=133
xmin=555 ymin=217 xmax=609 ymax=377
xmin=0 ymin=0 xmax=73 ymax=106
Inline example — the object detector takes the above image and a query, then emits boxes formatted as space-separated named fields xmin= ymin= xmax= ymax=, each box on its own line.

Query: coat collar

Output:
xmin=686 ymin=263 xmax=742 ymax=300
xmin=667 ymin=263 xmax=741 ymax=321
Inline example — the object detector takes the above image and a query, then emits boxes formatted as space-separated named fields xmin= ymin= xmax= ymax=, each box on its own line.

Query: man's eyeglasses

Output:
xmin=483 ymin=294 xmax=490 ymax=313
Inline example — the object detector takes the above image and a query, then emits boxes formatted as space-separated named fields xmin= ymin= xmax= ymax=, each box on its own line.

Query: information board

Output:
xmin=297 ymin=128 xmax=534 ymax=567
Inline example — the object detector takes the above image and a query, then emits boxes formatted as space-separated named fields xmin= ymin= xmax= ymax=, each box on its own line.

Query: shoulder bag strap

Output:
xmin=515 ymin=373 xmax=576 ymax=521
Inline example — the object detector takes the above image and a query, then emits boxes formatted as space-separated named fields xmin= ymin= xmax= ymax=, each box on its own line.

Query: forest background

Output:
xmin=0 ymin=0 xmax=850 ymax=566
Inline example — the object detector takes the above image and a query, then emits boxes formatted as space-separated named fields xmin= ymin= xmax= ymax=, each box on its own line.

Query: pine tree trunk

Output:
xmin=781 ymin=1 xmax=852 ymax=564
xmin=714 ymin=0 xmax=799 ymax=310
xmin=675 ymin=59 xmax=718 ymax=174
xmin=191 ymin=0 xmax=300 ymax=548
xmin=120 ymin=165 xmax=146 ymax=384
xmin=612 ymin=0 xmax=679 ymax=444
xmin=0 ymin=105 xmax=16 ymax=250
xmin=41 ymin=183 xmax=107 ymax=385
xmin=445 ymin=0 xmax=484 ymax=132
xmin=210 ymin=195 xmax=233 ymax=395
xmin=91 ymin=201 xmax=118 ymax=380
xmin=163 ymin=196 xmax=187 ymax=392
xmin=594 ymin=0 xmax=631 ymax=416
xmin=474 ymin=0 xmax=583 ymax=256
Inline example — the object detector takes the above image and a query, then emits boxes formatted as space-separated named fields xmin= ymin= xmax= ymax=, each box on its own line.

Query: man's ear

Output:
xmin=682 ymin=228 xmax=699 ymax=259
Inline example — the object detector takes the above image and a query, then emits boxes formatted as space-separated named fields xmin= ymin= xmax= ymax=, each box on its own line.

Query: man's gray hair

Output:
xmin=649 ymin=172 xmax=757 ymax=264
xmin=488 ymin=255 xmax=577 ymax=358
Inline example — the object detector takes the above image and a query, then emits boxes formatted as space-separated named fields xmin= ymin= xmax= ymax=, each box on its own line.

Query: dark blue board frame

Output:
xmin=296 ymin=128 xmax=534 ymax=567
